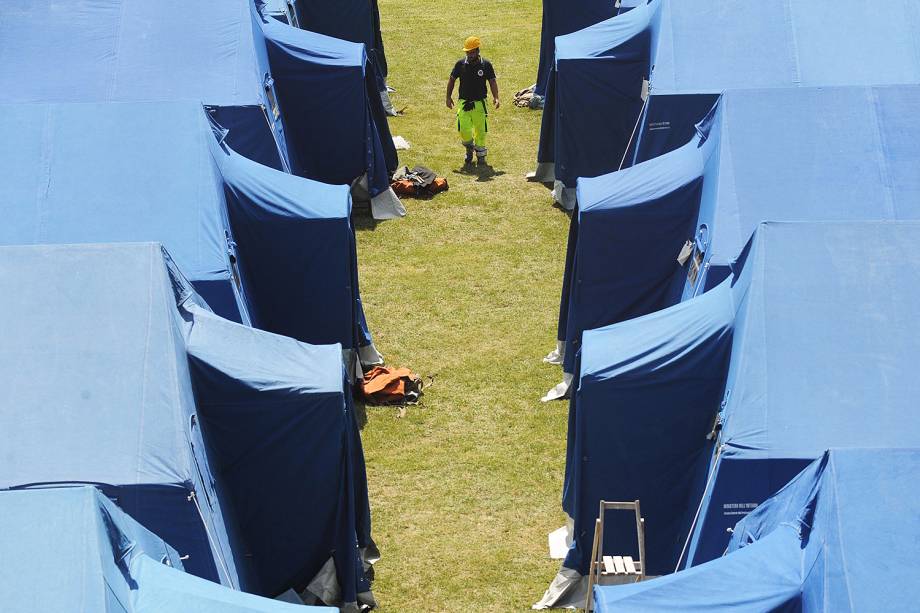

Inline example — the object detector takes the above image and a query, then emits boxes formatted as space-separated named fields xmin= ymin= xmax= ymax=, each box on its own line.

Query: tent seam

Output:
xmin=35 ymin=105 xmax=55 ymax=243
xmin=867 ymin=87 xmax=897 ymax=218
xmin=107 ymin=0 xmax=129 ymax=100
xmin=829 ymin=456 xmax=855 ymax=610
xmin=134 ymin=246 xmax=155 ymax=485
xmin=782 ymin=0 xmax=802 ymax=86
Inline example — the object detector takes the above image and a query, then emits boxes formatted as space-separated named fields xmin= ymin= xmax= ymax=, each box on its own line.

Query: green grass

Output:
xmin=356 ymin=1 xmax=572 ymax=611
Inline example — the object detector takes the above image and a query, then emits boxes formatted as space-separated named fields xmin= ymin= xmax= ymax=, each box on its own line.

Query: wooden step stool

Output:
xmin=585 ymin=500 xmax=646 ymax=611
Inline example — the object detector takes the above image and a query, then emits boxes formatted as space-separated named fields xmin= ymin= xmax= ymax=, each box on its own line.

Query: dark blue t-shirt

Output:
xmin=451 ymin=57 xmax=496 ymax=101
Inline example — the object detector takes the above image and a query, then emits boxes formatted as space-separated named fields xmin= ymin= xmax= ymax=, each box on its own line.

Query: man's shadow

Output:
xmin=453 ymin=163 xmax=506 ymax=182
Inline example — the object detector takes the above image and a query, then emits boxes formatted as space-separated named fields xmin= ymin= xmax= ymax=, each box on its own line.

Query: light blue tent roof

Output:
xmin=0 ymin=487 xmax=331 ymax=612
xmin=563 ymin=221 xmax=920 ymax=577
xmin=0 ymin=0 xmax=292 ymax=169
xmin=595 ymin=449 xmax=920 ymax=612
xmin=0 ymin=100 xmax=375 ymax=352
xmin=537 ymin=0 xmax=920 ymax=183
xmin=0 ymin=1 xmax=268 ymax=107
xmin=0 ymin=101 xmax=233 ymax=289
xmin=0 ymin=242 xmax=374 ymax=603
xmin=650 ymin=0 xmax=920 ymax=93
xmin=0 ymin=242 xmax=240 ymax=586
xmin=556 ymin=84 xmax=920 ymax=374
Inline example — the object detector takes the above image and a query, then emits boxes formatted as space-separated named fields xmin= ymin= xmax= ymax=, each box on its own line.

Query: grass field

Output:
xmin=357 ymin=1 xmax=571 ymax=610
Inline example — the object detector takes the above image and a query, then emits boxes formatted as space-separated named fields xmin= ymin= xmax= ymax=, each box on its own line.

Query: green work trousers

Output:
xmin=457 ymin=99 xmax=488 ymax=156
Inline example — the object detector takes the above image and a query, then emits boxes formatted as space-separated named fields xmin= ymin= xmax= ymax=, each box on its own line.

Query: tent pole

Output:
xmin=673 ymin=444 xmax=722 ymax=573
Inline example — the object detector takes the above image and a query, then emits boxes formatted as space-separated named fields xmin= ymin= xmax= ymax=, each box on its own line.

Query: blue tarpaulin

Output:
xmin=562 ymin=221 xmax=920 ymax=580
xmin=252 ymin=2 xmax=398 ymax=196
xmin=0 ymin=100 xmax=377 ymax=357
xmin=594 ymin=449 xmax=920 ymax=612
xmin=536 ymin=0 xmax=920 ymax=186
xmin=0 ymin=243 xmax=374 ymax=605
xmin=534 ymin=0 xmax=617 ymax=96
xmin=0 ymin=487 xmax=331 ymax=612
xmin=555 ymin=84 xmax=920 ymax=375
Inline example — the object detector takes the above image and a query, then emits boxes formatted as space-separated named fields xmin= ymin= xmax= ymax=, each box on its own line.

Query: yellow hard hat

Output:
xmin=463 ymin=36 xmax=481 ymax=52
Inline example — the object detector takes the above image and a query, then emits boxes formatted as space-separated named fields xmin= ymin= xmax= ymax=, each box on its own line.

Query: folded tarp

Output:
xmin=0 ymin=100 xmax=380 ymax=361
xmin=594 ymin=449 xmax=920 ymax=612
xmin=536 ymin=0 xmax=920 ymax=189
xmin=534 ymin=0 xmax=618 ymax=97
xmin=0 ymin=0 xmax=292 ymax=171
xmin=0 ymin=242 xmax=374 ymax=607
xmin=0 ymin=487 xmax=331 ymax=612
xmin=253 ymin=2 xmax=399 ymax=201
xmin=558 ymin=221 xmax=920 ymax=587
xmin=554 ymin=84 xmax=920 ymax=375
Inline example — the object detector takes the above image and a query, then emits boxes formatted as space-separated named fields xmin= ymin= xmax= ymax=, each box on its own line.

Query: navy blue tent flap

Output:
xmin=284 ymin=0 xmax=389 ymax=86
xmin=536 ymin=0 xmax=661 ymax=183
xmin=684 ymin=221 xmax=920 ymax=567
xmin=253 ymin=3 xmax=397 ymax=195
xmin=558 ymin=126 xmax=717 ymax=373
xmin=0 ymin=0 xmax=293 ymax=171
xmin=596 ymin=449 xmax=920 ymax=612
xmin=208 ymin=131 xmax=375 ymax=352
xmin=182 ymin=303 xmax=371 ymax=602
xmin=535 ymin=0 xmax=618 ymax=96
xmin=0 ymin=243 xmax=241 ymax=588
xmin=563 ymin=276 xmax=738 ymax=577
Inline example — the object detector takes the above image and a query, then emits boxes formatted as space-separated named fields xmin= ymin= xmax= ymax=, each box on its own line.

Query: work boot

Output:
xmin=476 ymin=155 xmax=488 ymax=167
xmin=464 ymin=148 xmax=474 ymax=168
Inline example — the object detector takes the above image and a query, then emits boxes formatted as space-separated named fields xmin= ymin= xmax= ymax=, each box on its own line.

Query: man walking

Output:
xmin=446 ymin=36 xmax=500 ymax=167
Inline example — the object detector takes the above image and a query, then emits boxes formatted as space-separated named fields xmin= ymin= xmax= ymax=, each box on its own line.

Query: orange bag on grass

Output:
xmin=361 ymin=366 xmax=422 ymax=405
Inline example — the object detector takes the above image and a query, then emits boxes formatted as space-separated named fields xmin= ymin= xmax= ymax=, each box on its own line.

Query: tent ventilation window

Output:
xmin=264 ymin=75 xmax=281 ymax=120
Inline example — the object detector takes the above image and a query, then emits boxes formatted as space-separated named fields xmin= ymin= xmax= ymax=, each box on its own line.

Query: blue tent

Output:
xmin=534 ymin=0 xmax=617 ymax=97
xmin=594 ymin=449 xmax=920 ymax=612
xmin=553 ymin=84 xmax=920 ymax=376
xmin=0 ymin=487 xmax=331 ymax=612
xmin=0 ymin=100 xmax=380 ymax=362
xmin=253 ymin=2 xmax=399 ymax=201
xmin=535 ymin=0 xmax=920 ymax=193
xmin=0 ymin=242 xmax=374 ymax=607
xmin=0 ymin=0 xmax=399 ymax=203
xmin=561 ymin=221 xmax=920 ymax=585
xmin=0 ymin=0 xmax=292 ymax=171
xmin=533 ymin=0 xmax=658 ymax=187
